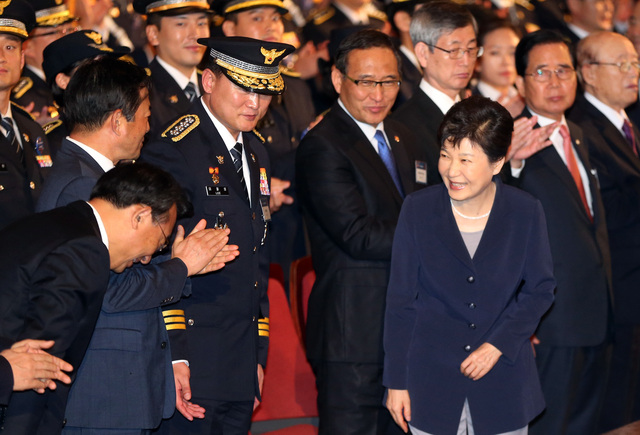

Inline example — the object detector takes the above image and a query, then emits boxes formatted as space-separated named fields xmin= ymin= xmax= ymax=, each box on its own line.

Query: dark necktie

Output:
xmin=622 ymin=119 xmax=639 ymax=157
xmin=230 ymin=142 xmax=249 ymax=203
xmin=374 ymin=130 xmax=405 ymax=197
xmin=184 ymin=82 xmax=197 ymax=102
xmin=2 ymin=116 xmax=22 ymax=160
xmin=559 ymin=125 xmax=592 ymax=220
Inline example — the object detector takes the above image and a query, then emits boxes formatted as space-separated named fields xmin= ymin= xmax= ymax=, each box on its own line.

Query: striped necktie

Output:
xmin=230 ymin=142 xmax=249 ymax=203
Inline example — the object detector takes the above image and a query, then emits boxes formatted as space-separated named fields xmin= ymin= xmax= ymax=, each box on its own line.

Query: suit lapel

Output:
xmin=334 ymin=105 xmax=404 ymax=207
xmin=151 ymin=60 xmax=192 ymax=112
xmin=432 ymin=185 xmax=475 ymax=270
xmin=386 ymin=123 xmax=414 ymax=196
xmin=243 ymin=135 xmax=261 ymax=209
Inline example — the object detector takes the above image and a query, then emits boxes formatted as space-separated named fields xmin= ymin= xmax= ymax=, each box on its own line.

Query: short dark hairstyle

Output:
xmin=515 ymin=29 xmax=574 ymax=77
xmin=438 ymin=95 xmax=513 ymax=163
xmin=146 ymin=8 xmax=210 ymax=29
xmin=409 ymin=1 xmax=477 ymax=49
xmin=334 ymin=29 xmax=401 ymax=77
xmin=63 ymin=57 xmax=152 ymax=133
xmin=90 ymin=162 xmax=192 ymax=221
xmin=201 ymin=54 xmax=226 ymax=78
xmin=478 ymin=19 xmax=522 ymax=48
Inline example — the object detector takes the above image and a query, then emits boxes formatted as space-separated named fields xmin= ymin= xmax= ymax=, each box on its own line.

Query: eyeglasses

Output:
xmin=153 ymin=216 xmax=169 ymax=252
xmin=30 ymin=25 xmax=81 ymax=39
xmin=524 ymin=67 xmax=575 ymax=82
xmin=343 ymin=74 xmax=401 ymax=90
xmin=426 ymin=44 xmax=483 ymax=59
xmin=589 ymin=60 xmax=640 ymax=73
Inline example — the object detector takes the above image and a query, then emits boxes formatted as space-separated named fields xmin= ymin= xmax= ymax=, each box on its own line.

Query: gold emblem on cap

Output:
xmin=86 ymin=31 xmax=103 ymax=45
xmin=0 ymin=0 xmax=12 ymax=15
xmin=260 ymin=47 xmax=286 ymax=65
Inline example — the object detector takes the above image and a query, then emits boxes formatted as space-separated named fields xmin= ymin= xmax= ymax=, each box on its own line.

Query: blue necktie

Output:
xmin=374 ymin=130 xmax=404 ymax=197
xmin=230 ymin=142 xmax=249 ymax=203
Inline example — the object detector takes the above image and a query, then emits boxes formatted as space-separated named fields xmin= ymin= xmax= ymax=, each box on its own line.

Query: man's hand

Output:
xmin=171 ymin=219 xmax=238 ymax=276
xmin=173 ymin=362 xmax=205 ymax=420
xmin=508 ymin=116 xmax=556 ymax=168
xmin=460 ymin=342 xmax=502 ymax=381
xmin=269 ymin=177 xmax=294 ymax=213
xmin=3 ymin=339 xmax=72 ymax=393
xmin=386 ymin=388 xmax=411 ymax=433
xmin=497 ymin=94 xmax=525 ymax=119
xmin=253 ymin=364 xmax=264 ymax=411
xmin=530 ymin=334 xmax=540 ymax=357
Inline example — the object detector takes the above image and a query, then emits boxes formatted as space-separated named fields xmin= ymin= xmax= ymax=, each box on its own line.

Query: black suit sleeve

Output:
xmin=0 ymin=354 xmax=12 ymax=405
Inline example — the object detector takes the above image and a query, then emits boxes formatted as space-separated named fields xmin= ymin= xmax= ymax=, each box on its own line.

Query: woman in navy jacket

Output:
xmin=383 ymin=96 xmax=556 ymax=435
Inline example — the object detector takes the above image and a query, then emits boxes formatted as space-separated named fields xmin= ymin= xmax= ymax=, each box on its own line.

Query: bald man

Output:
xmin=569 ymin=30 xmax=640 ymax=431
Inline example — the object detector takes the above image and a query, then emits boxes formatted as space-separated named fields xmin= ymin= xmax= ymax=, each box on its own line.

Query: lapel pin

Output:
xmin=394 ymin=136 xmax=400 ymax=143
xmin=216 ymin=155 xmax=224 ymax=164
xmin=169 ymin=95 xmax=178 ymax=103
xmin=251 ymin=153 xmax=256 ymax=163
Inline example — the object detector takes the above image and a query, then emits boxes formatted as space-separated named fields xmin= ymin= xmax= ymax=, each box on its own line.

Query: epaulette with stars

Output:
xmin=12 ymin=77 xmax=33 ymax=99
xmin=43 ymin=119 xmax=63 ymax=135
xmin=161 ymin=114 xmax=200 ymax=142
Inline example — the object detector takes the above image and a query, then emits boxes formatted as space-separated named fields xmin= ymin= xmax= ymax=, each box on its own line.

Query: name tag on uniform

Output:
xmin=260 ymin=197 xmax=271 ymax=222
xmin=415 ymin=160 xmax=427 ymax=184
xmin=206 ymin=186 xmax=229 ymax=196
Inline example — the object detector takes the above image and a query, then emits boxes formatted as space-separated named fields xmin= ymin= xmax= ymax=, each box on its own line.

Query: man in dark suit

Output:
xmin=511 ymin=30 xmax=613 ymax=435
xmin=142 ymin=37 xmax=294 ymax=434
xmin=391 ymin=1 xmax=480 ymax=186
xmin=33 ymin=56 xmax=236 ymax=434
xmin=0 ymin=163 xmax=190 ymax=435
xmin=296 ymin=29 xmax=427 ymax=435
xmin=1 ymin=339 xmax=72 ymax=407
xmin=133 ymin=0 xmax=210 ymax=138
xmin=0 ymin=0 xmax=52 ymax=230
xmin=555 ymin=0 xmax=614 ymax=46
xmin=11 ymin=0 xmax=78 ymax=125
xmin=569 ymin=31 xmax=640 ymax=431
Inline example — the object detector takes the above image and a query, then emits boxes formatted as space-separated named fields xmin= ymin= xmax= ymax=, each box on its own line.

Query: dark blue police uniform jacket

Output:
xmin=383 ymin=178 xmax=556 ymax=435
xmin=141 ymin=99 xmax=271 ymax=403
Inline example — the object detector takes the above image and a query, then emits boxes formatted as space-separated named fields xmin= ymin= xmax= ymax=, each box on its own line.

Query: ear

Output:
xmin=146 ymin=24 xmax=160 ymax=47
xmin=110 ymin=109 xmax=124 ymax=135
xmin=492 ymin=156 xmax=506 ymax=175
xmin=414 ymin=41 xmax=429 ymax=69
xmin=515 ymin=75 xmax=526 ymax=99
xmin=331 ymin=65 xmax=343 ymax=95
xmin=201 ymin=68 xmax=216 ymax=94
xmin=221 ymin=20 xmax=236 ymax=37
xmin=580 ymin=63 xmax=596 ymax=89
xmin=131 ymin=205 xmax=153 ymax=229
xmin=393 ymin=10 xmax=411 ymax=34
xmin=55 ymin=72 xmax=71 ymax=90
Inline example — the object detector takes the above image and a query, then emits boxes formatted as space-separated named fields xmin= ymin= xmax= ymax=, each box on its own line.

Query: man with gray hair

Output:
xmin=568 ymin=30 xmax=640 ymax=432
xmin=391 ymin=0 xmax=480 ymax=186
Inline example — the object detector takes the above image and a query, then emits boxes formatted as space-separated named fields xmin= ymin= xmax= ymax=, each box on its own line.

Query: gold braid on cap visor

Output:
xmin=35 ymin=5 xmax=72 ymax=25
xmin=0 ymin=19 xmax=27 ymax=37
xmin=211 ymin=48 xmax=285 ymax=93
xmin=146 ymin=0 xmax=209 ymax=13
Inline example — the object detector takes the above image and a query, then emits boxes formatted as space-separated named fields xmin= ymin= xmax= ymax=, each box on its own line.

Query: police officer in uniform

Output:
xmin=41 ymin=30 xmax=130 ymax=155
xmin=133 ymin=0 xmax=211 ymax=138
xmin=11 ymin=0 xmax=78 ymax=124
xmin=141 ymin=37 xmax=294 ymax=434
xmin=0 ymin=0 xmax=52 ymax=230
xmin=221 ymin=0 xmax=316 ymax=291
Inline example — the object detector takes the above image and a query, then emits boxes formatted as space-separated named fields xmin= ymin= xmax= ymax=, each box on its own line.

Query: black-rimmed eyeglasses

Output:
xmin=425 ymin=44 xmax=483 ymax=59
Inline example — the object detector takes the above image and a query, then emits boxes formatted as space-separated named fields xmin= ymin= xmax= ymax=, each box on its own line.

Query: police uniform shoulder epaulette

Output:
xmin=12 ymin=76 xmax=33 ymax=99
xmin=311 ymin=7 xmax=335 ymax=25
xmin=161 ymin=114 xmax=200 ymax=142
xmin=43 ymin=119 xmax=63 ymax=135
xmin=252 ymin=129 xmax=266 ymax=143
xmin=368 ymin=8 xmax=387 ymax=22
xmin=281 ymin=67 xmax=301 ymax=78
xmin=10 ymin=101 xmax=36 ymax=121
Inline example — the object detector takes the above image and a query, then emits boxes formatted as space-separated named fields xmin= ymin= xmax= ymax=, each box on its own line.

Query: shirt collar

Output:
xmin=476 ymin=80 xmax=518 ymax=101
xmin=66 ymin=136 xmax=116 ymax=172
xmin=567 ymin=23 xmax=589 ymax=40
xmin=201 ymin=99 xmax=243 ymax=152
xmin=333 ymin=1 xmax=369 ymax=24
xmin=156 ymin=56 xmax=199 ymax=95
xmin=87 ymin=202 xmax=109 ymax=249
xmin=338 ymin=98 xmax=384 ymax=144
xmin=584 ymin=91 xmax=626 ymax=131
xmin=419 ymin=78 xmax=459 ymax=115
xmin=25 ymin=64 xmax=46 ymax=81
